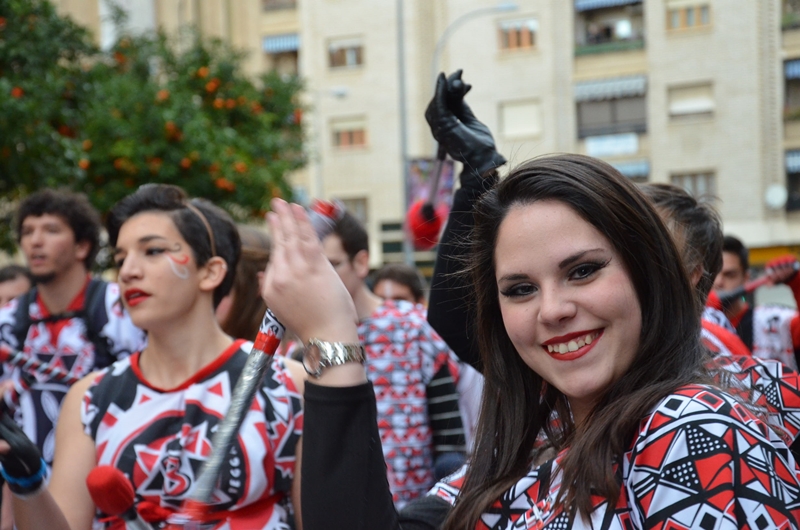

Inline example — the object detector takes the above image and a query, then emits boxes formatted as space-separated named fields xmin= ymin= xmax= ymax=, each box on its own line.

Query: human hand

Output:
xmin=425 ymin=70 xmax=506 ymax=180
xmin=261 ymin=199 xmax=359 ymax=345
xmin=765 ymin=255 xmax=800 ymax=285
xmin=0 ymin=414 xmax=45 ymax=496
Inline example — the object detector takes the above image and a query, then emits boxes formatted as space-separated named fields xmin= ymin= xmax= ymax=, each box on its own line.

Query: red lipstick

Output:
xmin=123 ymin=288 xmax=150 ymax=307
xmin=541 ymin=328 xmax=602 ymax=346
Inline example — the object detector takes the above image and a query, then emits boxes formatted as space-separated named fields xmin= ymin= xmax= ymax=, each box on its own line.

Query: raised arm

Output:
xmin=425 ymin=71 xmax=505 ymax=371
xmin=262 ymin=200 xmax=400 ymax=529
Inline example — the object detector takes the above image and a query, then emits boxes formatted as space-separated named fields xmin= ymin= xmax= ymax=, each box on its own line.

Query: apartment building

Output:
xmin=52 ymin=0 xmax=800 ymax=268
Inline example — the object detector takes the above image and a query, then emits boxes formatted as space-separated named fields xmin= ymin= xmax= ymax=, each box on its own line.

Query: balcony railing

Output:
xmin=575 ymin=38 xmax=645 ymax=56
xmin=262 ymin=0 xmax=297 ymax=11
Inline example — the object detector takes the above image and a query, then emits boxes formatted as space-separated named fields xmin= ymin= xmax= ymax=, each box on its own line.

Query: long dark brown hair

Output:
xmin=445 ymin=154 xmax=705 ymax=528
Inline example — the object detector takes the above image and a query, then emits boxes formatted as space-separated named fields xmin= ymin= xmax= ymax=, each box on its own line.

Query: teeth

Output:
xmin=546 ymin=332 xmax=598 ymax=355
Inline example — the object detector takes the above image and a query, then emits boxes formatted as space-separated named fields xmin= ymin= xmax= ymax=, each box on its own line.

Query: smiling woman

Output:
xmin=259 ymin=153 xmax=800 ymax=530
xmin=0 ymin=185 xmax=306 ymax=530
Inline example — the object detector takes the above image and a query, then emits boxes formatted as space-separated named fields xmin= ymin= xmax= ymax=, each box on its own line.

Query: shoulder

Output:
xmin=634 ymin=384 xmax=775 ymax=450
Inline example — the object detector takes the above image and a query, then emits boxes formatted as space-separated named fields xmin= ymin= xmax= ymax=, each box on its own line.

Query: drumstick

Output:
xmin=174 ymin=308 xmax=285 ymax=525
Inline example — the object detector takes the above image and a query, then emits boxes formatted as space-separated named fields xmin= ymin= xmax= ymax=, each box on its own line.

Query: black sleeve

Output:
xmin=426 ymin=364 xmax=466 ymax=456
xmin=301 ymin=381 xmax=401 ymax=530
xmin=427 ymin=173 xmax=498 ymax=372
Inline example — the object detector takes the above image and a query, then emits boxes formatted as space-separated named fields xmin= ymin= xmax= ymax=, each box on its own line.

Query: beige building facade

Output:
xmin=52 ymin=0 xmax=800 ymax=268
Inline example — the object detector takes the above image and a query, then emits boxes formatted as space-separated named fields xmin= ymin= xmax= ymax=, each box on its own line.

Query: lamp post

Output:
xmin=430 ymin=2 xmax=520 ymax=88
xmin=398 ymin=1 xmax=518 ymax=265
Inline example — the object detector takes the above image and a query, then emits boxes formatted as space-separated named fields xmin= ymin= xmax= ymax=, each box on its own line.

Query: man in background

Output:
xmin=712 ymin=235 xmax=800 ymax=369
xmin=0 ymin=189 xmax=145 ymax=466
xmin=372 ymin=263 xmax=427 ymax=306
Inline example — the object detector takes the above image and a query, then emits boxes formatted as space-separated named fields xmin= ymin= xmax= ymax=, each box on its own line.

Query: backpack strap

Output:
xmin=79 ymin=279 xmax=112 ymax=368
xmin=11 ymin=289 xmax=36 ymax=350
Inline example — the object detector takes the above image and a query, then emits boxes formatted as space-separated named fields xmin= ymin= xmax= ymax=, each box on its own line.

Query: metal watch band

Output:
xmin=302 ymin=338 xmax=365 ymax=378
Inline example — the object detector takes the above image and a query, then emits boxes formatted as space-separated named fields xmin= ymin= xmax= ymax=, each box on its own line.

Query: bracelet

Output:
xmin=302 ymin=338 xmax=365 ymax=378
xmin=1 ymin=458 xmax=47 ymax=495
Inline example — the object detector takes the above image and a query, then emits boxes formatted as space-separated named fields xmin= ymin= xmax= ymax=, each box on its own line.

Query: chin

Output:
xmin=30 ymin=272 xmax=56 ymax=284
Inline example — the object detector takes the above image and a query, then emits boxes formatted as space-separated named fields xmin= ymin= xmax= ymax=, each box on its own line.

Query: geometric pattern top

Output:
xmin=429 ymin=384 xmax=800 ymax=529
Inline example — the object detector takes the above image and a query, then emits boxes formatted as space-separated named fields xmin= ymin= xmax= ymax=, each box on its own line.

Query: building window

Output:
xmin=668 ymin=83 xmax=714 ymax=118
xmin=331 ymin=117 xmax=367 ymax=149
xmin=500 ymin=100 xmax=542 ymax=138
xmin=667 ymin=5 xmax=711 ymax=30
xmin=785 ymin=0 xmax=800 ymax=29
xmin=577 ymin=96 xmax=646 ymax=138
xmin=338 ymin=197 xmax=368 ymax=225
xmin=498 ymin=19 xmax=538 ymax=50
xmin=788 ymin=174 xmax=800 ymax=211
xmin=328 ymin=38 xmax=363 ymax=69
xmin=574 ymin=3 xmax=645 ymax=55
xmin=671 ymin=172 xmax=716 ymax=198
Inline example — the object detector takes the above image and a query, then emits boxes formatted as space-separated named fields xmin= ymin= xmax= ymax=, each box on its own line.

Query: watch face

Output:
xmin=302 ymin=344 xmax=323 ymax=377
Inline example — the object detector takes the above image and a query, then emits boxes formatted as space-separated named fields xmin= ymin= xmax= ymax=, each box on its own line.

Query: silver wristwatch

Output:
xmin=302 ymin=338 xmax=366 ymax=378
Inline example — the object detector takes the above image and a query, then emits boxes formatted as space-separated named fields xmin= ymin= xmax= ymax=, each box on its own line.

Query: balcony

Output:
xmin=574 ymin=2 xmax=644 ymax=57
xmin=575 ymin=38 xmax=644 ymax=56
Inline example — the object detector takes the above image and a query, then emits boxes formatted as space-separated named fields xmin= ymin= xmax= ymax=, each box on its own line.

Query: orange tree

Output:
xmin=0 ymin=0 xmax=304 ymax=251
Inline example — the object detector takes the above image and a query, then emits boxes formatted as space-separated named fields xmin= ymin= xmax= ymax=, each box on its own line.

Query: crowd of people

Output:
xmin=0 ymin=69 xmax=798 ymax=530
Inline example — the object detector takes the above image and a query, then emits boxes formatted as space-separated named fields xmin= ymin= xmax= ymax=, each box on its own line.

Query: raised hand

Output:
xmin=765 ymin=255 xmax=800 ymax=286
xmin=261 ymin=199 xmax=359 ymax=346
xmin=425 ymin=70 xmax=506 ymax=179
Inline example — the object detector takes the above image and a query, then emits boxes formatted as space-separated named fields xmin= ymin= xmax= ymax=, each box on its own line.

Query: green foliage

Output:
xmin=0 ymin=0 xmax=305 ymax=252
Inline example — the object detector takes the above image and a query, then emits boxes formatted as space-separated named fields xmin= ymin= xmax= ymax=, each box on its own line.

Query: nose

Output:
xmin=27 ymin=228 xmax=45 ymax=247
xmin=117 ymin=253 xmax=142 ymax=283
xmin=712 ymin=273 xmax=724 ymax=291
xmin=537 ymin=283 xmax=577 ymax=325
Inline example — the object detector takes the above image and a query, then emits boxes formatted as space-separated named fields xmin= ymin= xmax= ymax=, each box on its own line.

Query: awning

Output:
xmin=574 ymin=75 xmax=647 ymax=102
xmin=786 ymin=150 xmax=800 ymax=173
xmin=611 ymin=159 xmax=649 ymax=178
xmin=263 ymin=34 xmax=300 ymax=54
xmin=575 ymin=0 xmax=642 ymax=12
xmin=786 ymin=60 xmax=800 ymax=80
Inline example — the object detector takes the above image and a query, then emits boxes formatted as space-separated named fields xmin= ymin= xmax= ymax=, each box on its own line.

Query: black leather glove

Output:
xmin=0 ymin=414 xmax=46 ymax=496
xmin=425 ymin=70 xmax=507 ymax=185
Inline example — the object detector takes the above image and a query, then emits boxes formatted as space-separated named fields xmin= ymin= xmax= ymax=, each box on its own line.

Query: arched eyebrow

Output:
xmin=558 ymin=248 xmax=605 ymax=269
xmin=113 ymin=235 xmax=168 ymax=254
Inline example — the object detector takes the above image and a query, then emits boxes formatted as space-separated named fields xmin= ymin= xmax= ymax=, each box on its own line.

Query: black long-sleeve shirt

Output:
xmin=302 ymin=381 xmax=451 ymax=530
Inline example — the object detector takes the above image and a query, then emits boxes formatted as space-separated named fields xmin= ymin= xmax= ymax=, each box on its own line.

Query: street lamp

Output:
xmin=430 ymin=2 xmax=520 ymax=87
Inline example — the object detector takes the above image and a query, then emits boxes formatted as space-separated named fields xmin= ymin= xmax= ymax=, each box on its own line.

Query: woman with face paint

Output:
xmin=0 ymin=184 xmax=305 ymax=530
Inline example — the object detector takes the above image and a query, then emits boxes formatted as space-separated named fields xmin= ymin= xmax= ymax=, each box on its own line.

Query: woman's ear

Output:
xmin=199 ymin=256 xmax=228 ymax=293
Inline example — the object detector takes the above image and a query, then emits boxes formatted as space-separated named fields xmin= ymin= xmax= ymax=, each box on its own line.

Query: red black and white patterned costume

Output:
xmin=359 ymin=300 xmax=463 ymax=508
xmin=81 ymin=339 xmax=303 ymax=529
xmin=429 ymin=384 xmax=800 ymax=529
xmin=0 ymin=278 xmax=145 ymax=464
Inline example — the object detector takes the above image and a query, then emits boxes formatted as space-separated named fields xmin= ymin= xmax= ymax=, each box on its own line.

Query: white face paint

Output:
xmin=165 ymin=244 xmax=190 ymax=280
